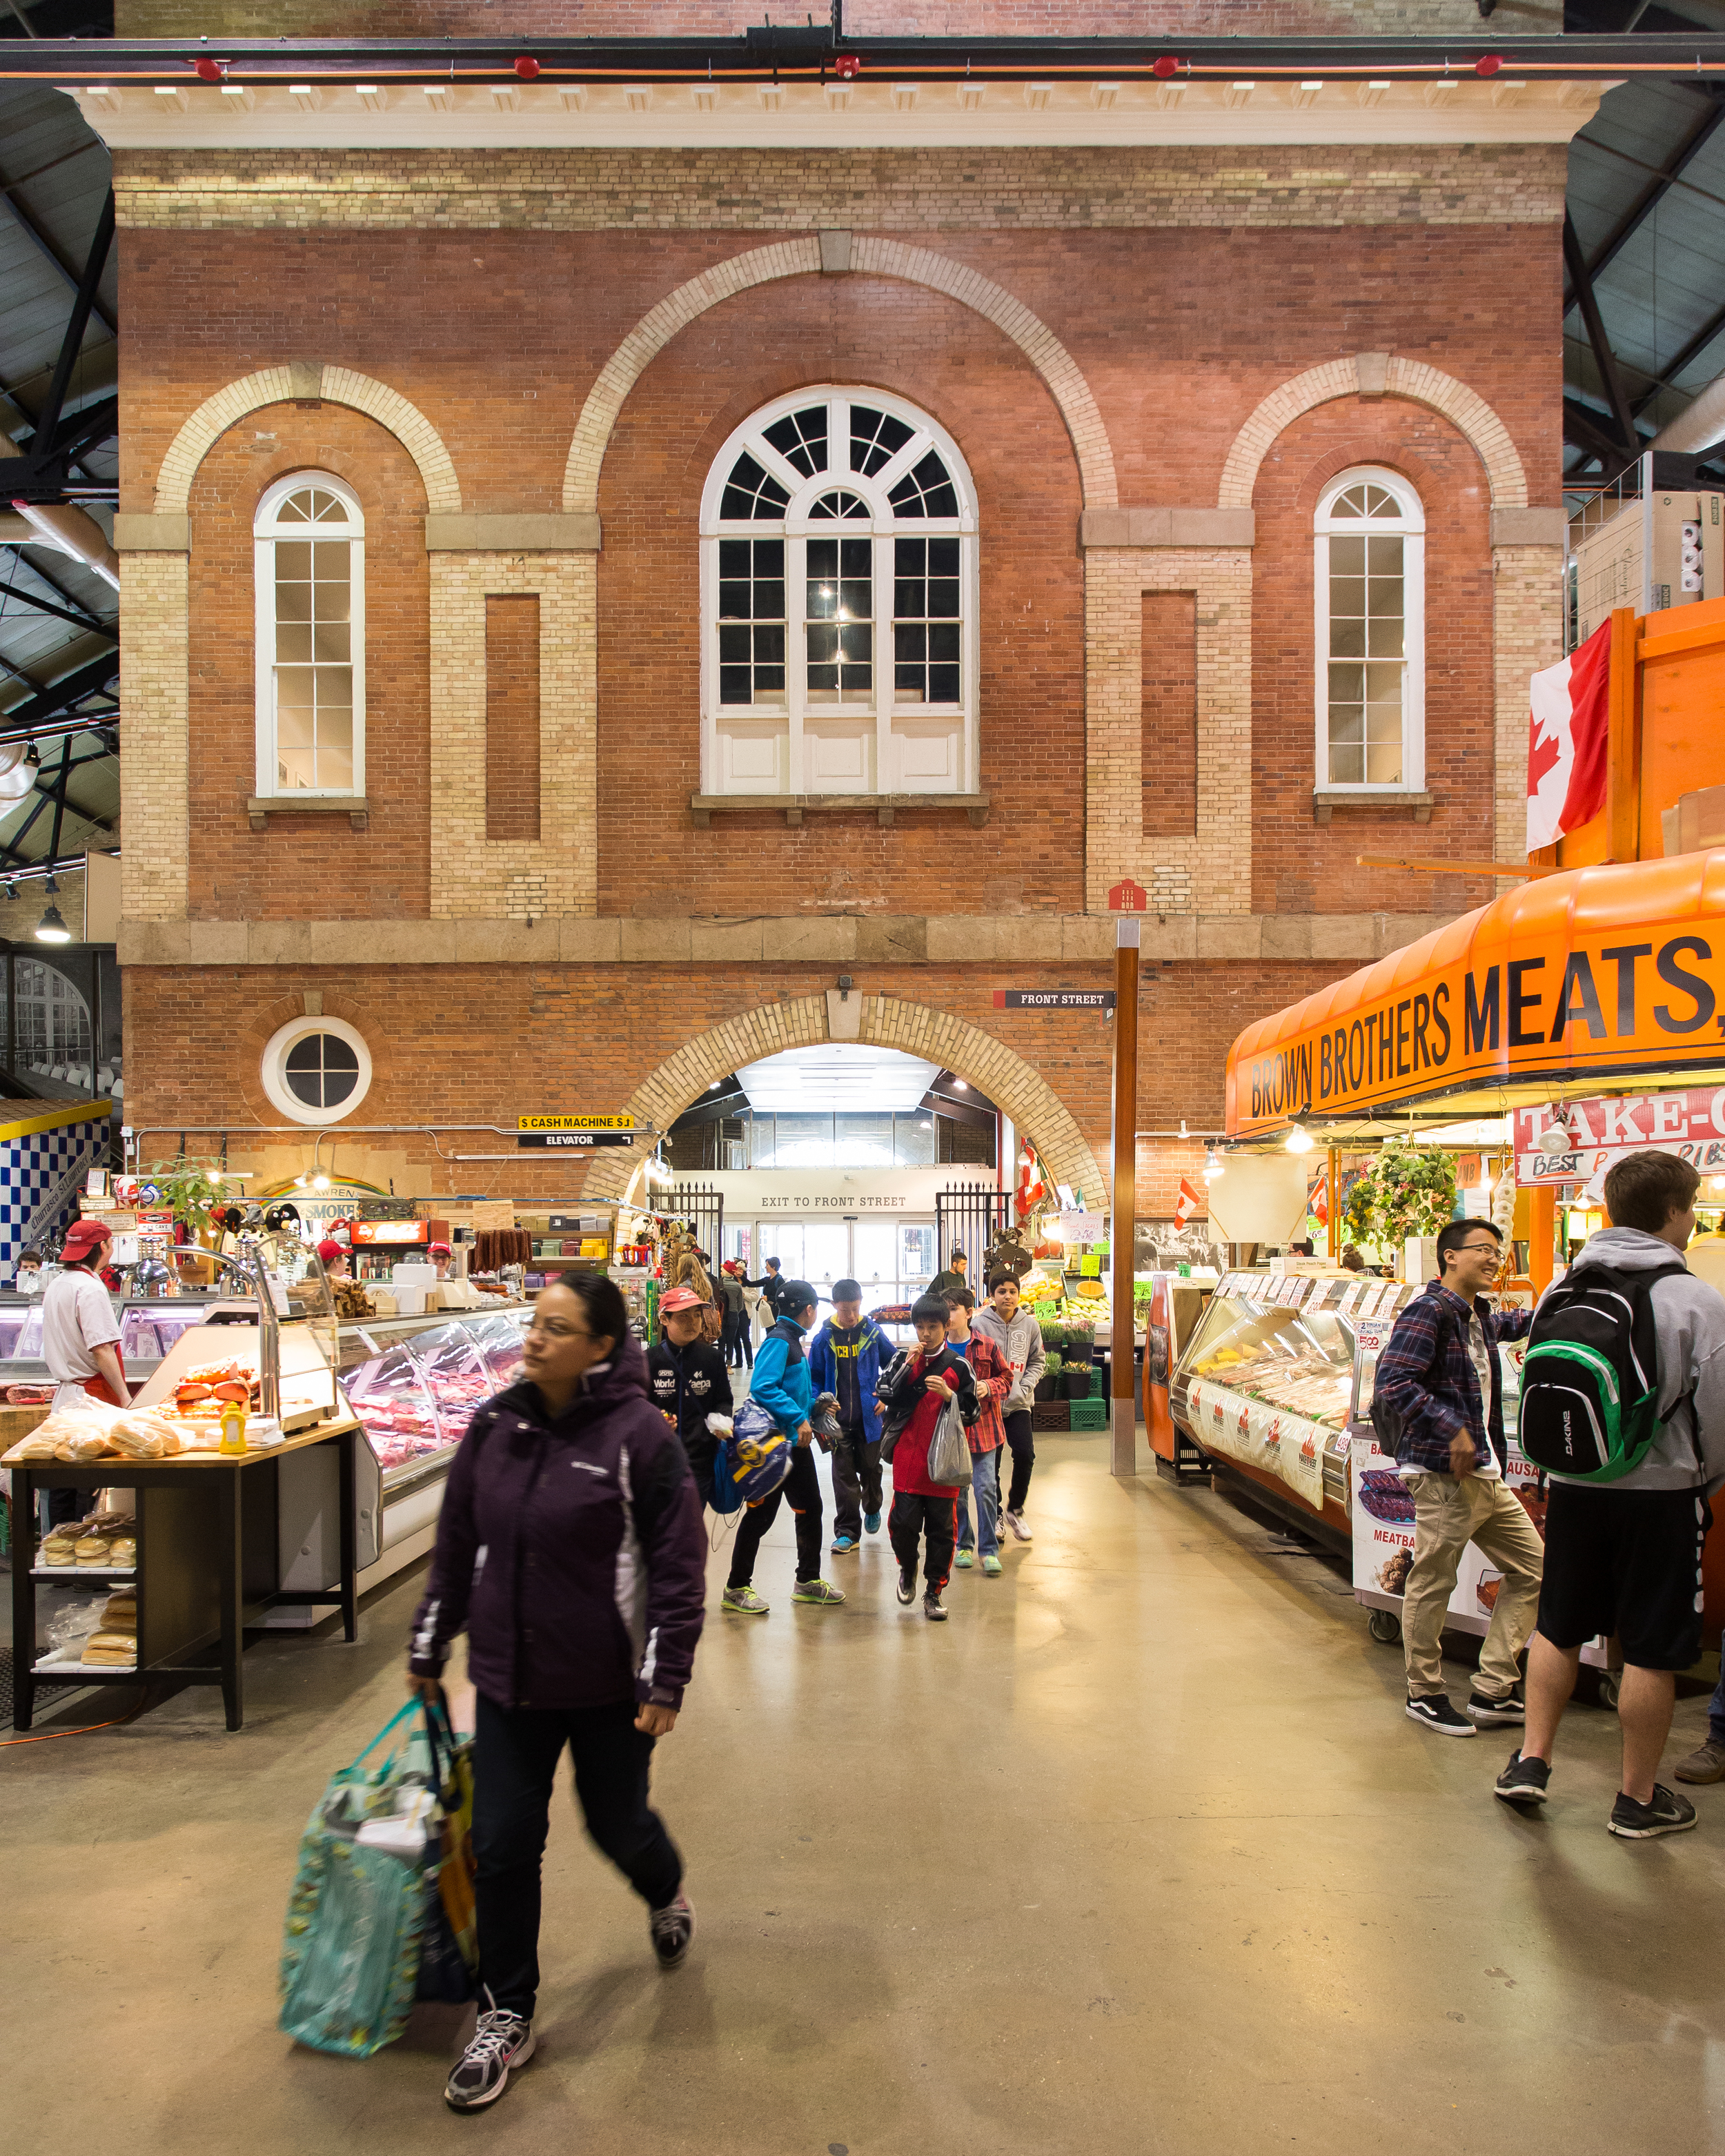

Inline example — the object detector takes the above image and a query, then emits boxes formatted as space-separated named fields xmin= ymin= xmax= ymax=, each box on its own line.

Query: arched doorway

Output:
xmin=578 ymin=991 xmax=1103 ymax=1206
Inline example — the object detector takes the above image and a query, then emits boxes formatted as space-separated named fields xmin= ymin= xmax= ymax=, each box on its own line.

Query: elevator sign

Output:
xmin=517 ymin=1131 xmax=635 ymax=1150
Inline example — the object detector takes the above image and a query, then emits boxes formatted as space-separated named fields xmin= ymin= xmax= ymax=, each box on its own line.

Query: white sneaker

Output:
xmin=445 ymin=2005 xmax=535 ymax=2111
xmin=1004 ymin=1509 xmax=1032 ymax=1543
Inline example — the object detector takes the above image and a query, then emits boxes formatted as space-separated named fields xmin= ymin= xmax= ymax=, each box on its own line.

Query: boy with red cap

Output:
xmin=315 ymin=1238 xmax=351 ymax=1279
xmin=647 ymin=1284 xmax=733 ymax=1507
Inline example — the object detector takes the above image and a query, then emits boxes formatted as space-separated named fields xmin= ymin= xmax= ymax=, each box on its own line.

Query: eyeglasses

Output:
xmin=1455 ymin=1240 xmax=1501 ymax=1256
xmin=525 ymin=1316 xmax=595 ymax=1343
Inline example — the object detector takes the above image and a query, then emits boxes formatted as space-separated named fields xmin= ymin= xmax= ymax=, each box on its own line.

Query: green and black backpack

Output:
xmin=1518 ymin=1261 xmax=1693 ymax=1482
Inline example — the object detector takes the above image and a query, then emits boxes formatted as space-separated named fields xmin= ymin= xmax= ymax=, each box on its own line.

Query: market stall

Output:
xmin=1214 ymin=849 xmax=1725 ymax=1659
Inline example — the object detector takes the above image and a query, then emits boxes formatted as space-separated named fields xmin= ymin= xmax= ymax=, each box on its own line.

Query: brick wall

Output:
xmin=594 ymin=270 xmax=1084 ymax=917
xmin=183 ymin=402 xmax=432 ymax=920
xmin=1248 ymin=390 xmax=1547 ymax=917
xmin=485 ymin=596 xmax=541 ymax=842
xmin=1142 ymin=591 xmax=1197 ymax=841
xmin=123 ymin=956 xmax=1343 ymax=1202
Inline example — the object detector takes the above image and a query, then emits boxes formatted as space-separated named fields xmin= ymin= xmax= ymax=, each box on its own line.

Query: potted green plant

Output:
xmin=1341 ymin=1140 xmax=1457 ymax=1274
xmin=139 ymin=1156 xmax=231 ymax=1236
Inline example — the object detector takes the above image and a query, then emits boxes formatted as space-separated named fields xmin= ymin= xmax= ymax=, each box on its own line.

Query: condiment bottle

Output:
xmin=219 ymin=1398 xmax=247 ymax=1454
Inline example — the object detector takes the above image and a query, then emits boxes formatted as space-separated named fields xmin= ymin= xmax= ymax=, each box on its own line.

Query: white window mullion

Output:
xmin=788 ymin=533 xmax=807 ymax=795
xmin=874 ymin=517 xmax=894 ymax=793
xmin=962 ymin=532 xmax=979 ymax=794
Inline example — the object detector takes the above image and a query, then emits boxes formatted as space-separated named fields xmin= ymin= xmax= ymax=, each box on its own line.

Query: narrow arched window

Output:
xmin=1314 ymin=466 xmax=1424 ymax=793
xmin=701 ymin=388 xmax=978 ymax=798
xmin=254 ymin=473 xmax=365 ymax=795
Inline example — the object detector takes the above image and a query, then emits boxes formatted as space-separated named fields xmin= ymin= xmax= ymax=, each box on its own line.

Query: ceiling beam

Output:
xmin=1633 ymin=290 xmax=1725 ymax=419
xmin=1564 ymin=395 xmax=1638 ymax=471
xmin=0 ymin=578 xmax=108 ymax=635
xmin=1564 ymin=211 xmax=1644 ymax=454
xmin=0 ymin=542 xmax=110 ymax=632
xmin=0 ymin=168 xmax=115 ymax=342
xmin=0 ymin=651 xmax=119 ymax=733
xmin=1565 ymin=88 xmax=1725 ymax=312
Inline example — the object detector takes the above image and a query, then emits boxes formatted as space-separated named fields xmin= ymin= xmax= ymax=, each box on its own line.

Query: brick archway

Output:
xmin=560 ymin=235 xmax=1119 ymax=517
xmin=580 ymin=991 xmax=1104 ymax=1204
xmin=152 ymin=363 xmax=462 ymax=515
xmin=1217 ymin=353 xmax=1528 ymax=511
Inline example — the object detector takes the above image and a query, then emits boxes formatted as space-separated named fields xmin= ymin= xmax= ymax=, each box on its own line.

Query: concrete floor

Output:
xmin=8 ymin=1433 xmax=1725 ymax=2155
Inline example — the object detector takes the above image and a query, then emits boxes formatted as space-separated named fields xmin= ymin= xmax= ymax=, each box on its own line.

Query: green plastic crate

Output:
xmin=1068 ymin=1399 xmax=1108 ymax=1431
xmin=1087 ymin=1365 xmax=1104 ymax=1396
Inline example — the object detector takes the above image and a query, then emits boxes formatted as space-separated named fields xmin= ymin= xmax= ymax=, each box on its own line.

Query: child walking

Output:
xmin=877 ymin=1294 xmax=979 ymax=1621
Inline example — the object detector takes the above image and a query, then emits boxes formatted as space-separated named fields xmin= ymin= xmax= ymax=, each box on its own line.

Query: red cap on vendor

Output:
xmin=61 ymin=1218 xmax=111 ymax=1260
xmin=428 ymin=1240 xmax=452 ymax=1258
xmin=316 ymin=1238 xmax=346 ymax=1267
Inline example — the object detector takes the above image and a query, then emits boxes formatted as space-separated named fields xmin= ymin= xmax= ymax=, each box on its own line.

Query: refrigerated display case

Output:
xmin=1171 ymin=1271 xmax=1414 ymax=1542
xmin=0 ymin=1292 xmax=235 ymax=1391
xmin=337 ymin=1307 xmax=531 ymax=1493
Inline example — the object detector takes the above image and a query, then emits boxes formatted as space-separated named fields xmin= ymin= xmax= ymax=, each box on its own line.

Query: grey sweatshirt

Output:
xmin=972 ymin=1303 xmax=1047 ymax=1414
xmin=1541 ymin=1225 xmax=1725 ymax=1492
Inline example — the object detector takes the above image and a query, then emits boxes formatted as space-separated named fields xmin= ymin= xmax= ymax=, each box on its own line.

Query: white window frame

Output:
xmin=253 ymin=470 xmax=366 ymax=799
xmin=259 ymin=1014 xmax=373 ymax=1127
xmin=1312 ymin=464 xmax=1425 ymax=793
xmin=699 ymin=386 xmax=979 ymax=798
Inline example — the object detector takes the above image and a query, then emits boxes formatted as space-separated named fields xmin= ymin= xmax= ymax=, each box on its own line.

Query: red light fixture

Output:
xmin=514 ymin=55 xmax=541 ymax=79
xmin=1151 ymin=55 xmax=1180 ymax=80
xmin=1474 ymin=54 xmax=1503 ymax=76
xmin=835 ymin=54 xmax=861 ymax=80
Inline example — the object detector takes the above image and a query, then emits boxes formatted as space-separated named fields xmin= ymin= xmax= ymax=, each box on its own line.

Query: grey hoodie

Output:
xmin=972 ymin=1302 xmax=1047 ymax=1414
xmin=1542 ymin=1226 xmax=1725 ymax=1492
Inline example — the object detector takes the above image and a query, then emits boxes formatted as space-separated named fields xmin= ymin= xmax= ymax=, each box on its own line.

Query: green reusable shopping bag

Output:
xmin=277 ymin=1701 xmax=433 ymax=2059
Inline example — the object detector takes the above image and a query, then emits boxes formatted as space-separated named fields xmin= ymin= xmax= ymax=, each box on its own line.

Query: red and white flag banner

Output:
xmin=1174 ymin=1176 xmax=1203 ymax=1229
xmin=1526 ymin=619 xmax=1611 ymax=854
xmin=1014 ymin=1145 xmax=1049 ymax=1220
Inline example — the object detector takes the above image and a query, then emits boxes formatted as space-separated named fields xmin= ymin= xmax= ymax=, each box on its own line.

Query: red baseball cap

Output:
xmin=658 ymin=1286 xmax=709 ymax=1314
xmin=62 ymin=1218 xmax=111 ymax=1258
xmin=316 ymin=1239 xmax=346 ymax=1266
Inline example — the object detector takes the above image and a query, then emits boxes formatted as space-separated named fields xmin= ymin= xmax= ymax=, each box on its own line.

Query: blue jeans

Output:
xmin=956 ymin=1449 xmax=1000 ymax=1558
xmin=1709 ymin=1650 xmax=1725 ymax=1748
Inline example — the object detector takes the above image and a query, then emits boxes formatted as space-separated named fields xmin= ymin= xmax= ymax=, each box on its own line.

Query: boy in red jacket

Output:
xmin=877 ymin=1293 xmax=980 ymax=1621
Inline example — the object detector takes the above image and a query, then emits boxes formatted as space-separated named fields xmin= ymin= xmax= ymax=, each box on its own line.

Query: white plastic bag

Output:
xmin=926 ymin=1394 xmax=971 ymax=1485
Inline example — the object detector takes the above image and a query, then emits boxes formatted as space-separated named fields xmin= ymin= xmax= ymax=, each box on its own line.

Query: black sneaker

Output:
xmin=444 ymin=2004 xmax=535 ymax=2112
xmin=924 ymin=1592 xmax=948 ymax=1622
xmin=896 ymin=1565 xmax=916 ymax=1605
xmin=1608 ymin=1784 xmax=1698 ymax=1840
xmin=1468 ymin=1687 xmax=1526 ymax=1726
xmin=1406 ymin=1692 xmax=1477 ymax=1737
xmin=649 ymin=1891 xmax=696 ymax=1968
xmin=1493 ymin=1750 xmax=1551 ymax=1807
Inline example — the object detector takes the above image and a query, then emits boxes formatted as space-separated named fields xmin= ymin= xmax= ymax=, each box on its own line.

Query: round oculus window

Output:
xmin=260 ymin=1016 xmax=373 ymax=1126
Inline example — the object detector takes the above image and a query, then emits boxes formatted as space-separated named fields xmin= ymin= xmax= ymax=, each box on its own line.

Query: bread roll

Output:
xmin=106 ymin=1537 xmax=137 ymax=1565
xmin=55 ymin=1427 xmax=119 ymax=1463
xmin=2 ymin=1430 xmax=59 ymax=1463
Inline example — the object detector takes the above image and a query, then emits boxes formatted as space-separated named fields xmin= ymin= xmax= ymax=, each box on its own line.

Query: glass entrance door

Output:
xmin=751 ymin=1218 xmax=936 ymax=1307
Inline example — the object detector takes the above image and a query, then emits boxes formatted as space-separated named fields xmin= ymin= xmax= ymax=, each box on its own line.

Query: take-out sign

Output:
xmin=1515 ymin=1088 xmax=1725 ymax=1185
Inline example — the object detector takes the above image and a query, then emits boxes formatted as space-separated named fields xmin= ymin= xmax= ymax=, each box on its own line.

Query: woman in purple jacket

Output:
xmin=406 ymin=1272 xmax=707 ymax=2113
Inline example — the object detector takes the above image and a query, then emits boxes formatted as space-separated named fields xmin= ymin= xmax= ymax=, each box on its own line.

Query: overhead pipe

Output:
xmin=1650 ymin=366 xmax=1725 ymax=458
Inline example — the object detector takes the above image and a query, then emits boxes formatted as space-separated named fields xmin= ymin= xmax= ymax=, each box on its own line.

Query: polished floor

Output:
xmin=8 ymin=1434 xmax=1725 ymax=2155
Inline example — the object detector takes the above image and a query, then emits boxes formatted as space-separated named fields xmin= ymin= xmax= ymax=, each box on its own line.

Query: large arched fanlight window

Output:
xmin=1313 ymin=466 xmax=1425 ymax=793
xmin=254 ymin=472 xmax=366 ymax=798
xmin=700 ymin=388 xmax=978 ymax=799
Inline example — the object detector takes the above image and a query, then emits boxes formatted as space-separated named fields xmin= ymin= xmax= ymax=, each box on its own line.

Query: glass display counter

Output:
xmin=337 ymin=1308 xmax=530 ymax=1489
xmin=1172 ymin=1271 xmax=1416 ymax=1525
xmin=0 ymin=1292 xmax=234 ymax=1389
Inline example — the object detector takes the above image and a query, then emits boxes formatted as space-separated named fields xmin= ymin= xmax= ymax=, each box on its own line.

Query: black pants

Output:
xmin=684 ymin=1431 xmax=720 ymax=1512
xmin=723 ymin=1312 xmax=752 ymax=1368
xmin=890 ymin=1489 xmax=958 ymax=1594
xmin=728 ymin=1441 xmax=822 ymax=1587
xmin=1003 ymin=1409 xmax=1035 ymax=1514
xmin=471 ymin=1692 xmax=682 ymax=2023
xmin=831 ymin=1421 xmax=883 ymax=1541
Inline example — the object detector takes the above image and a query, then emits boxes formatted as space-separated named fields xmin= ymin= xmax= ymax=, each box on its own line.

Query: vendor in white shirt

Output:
xmin=43 ymin=1217 xmax=127 ymax=1409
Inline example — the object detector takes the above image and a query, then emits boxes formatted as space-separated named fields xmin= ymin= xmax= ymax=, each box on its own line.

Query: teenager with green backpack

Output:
xmin=1495 ymin=1150 xmax=1725 ymax=1837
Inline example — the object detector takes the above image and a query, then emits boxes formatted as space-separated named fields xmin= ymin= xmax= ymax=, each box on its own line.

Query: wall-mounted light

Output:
xmin=1204 ymin=1148 xmax=1225 ymax=1182
xmin=1285 ymin=1123 xmax=1314 ymax=1155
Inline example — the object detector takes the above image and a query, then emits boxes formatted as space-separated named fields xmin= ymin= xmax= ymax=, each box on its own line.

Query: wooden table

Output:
xmin=10 ymin=1414 xmax=360 ymax=1732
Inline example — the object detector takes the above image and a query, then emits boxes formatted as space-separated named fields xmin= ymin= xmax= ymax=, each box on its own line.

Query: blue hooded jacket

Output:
xmin=807 ymin=1315 xmax=888 ymax=1444
xmin=750 ymin=1314 xmax=814 ymax=1440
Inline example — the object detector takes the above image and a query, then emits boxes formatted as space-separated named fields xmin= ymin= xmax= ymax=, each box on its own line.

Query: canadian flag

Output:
xmin=1174 ymin=1176 xmax=1203 ymax=1229
xmin=1014 ymin=1145 xmax=1048 ymax=1220
xmin=1526 ymin=620 xmax=1611 ymax=853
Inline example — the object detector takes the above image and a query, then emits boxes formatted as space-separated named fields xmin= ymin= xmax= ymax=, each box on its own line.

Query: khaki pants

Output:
xmin=1401 ymin=1472 xmax=1545 ymax=1701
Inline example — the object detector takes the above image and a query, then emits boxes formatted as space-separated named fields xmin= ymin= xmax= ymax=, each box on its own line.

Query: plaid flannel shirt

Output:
xmin=1372 ymin=1280 xmax=1532 ymax=1474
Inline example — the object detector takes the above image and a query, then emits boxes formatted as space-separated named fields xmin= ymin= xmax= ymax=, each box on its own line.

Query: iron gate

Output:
xmin=667 ymin=1182 xmax=725 ymax=1284
xmin=934 ymin=1182 xmax=1014 ymax=1291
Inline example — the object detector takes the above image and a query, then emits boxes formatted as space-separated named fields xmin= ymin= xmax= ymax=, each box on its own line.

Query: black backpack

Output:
xmin=1368 ymin=1296 xmax=1454 ymax=1457
xmin=1519 ymin=1260 xmax=1693 ymax=1482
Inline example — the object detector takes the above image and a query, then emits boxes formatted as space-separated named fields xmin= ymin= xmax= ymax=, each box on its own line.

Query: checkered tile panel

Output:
xmin=0 ymin=1118 xmax=107 ymax=1269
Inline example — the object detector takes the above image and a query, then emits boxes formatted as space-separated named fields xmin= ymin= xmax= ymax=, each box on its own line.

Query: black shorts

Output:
xmin=1536 ymin=1481 xmax=1712 ymax=1672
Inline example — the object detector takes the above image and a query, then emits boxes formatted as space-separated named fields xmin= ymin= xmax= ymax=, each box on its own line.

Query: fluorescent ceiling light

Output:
xmin=735 ymin=1045 xmax=941 ymax=1116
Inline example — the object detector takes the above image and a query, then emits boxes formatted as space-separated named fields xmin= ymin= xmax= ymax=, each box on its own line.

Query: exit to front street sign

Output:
xmin=993 ymin=990 xmax=1117 ymax=1011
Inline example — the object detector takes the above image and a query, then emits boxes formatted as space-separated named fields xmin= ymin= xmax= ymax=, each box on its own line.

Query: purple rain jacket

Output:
xmin=408 ymin=1338 xmax=707 ymax=1712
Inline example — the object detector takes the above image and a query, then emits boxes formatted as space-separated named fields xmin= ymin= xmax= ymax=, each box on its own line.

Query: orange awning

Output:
xmin=1225 ymin=852 xmax=1725 ymax=1140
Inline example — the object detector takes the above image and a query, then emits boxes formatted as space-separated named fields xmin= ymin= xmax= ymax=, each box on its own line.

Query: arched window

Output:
xmin=1313 ymin=466 xmax=1425 ymax=793
xmin=254 ymin=473 xmax=365 ymax=797
xmin=701 ymin=388 xmax=978 ymax=798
